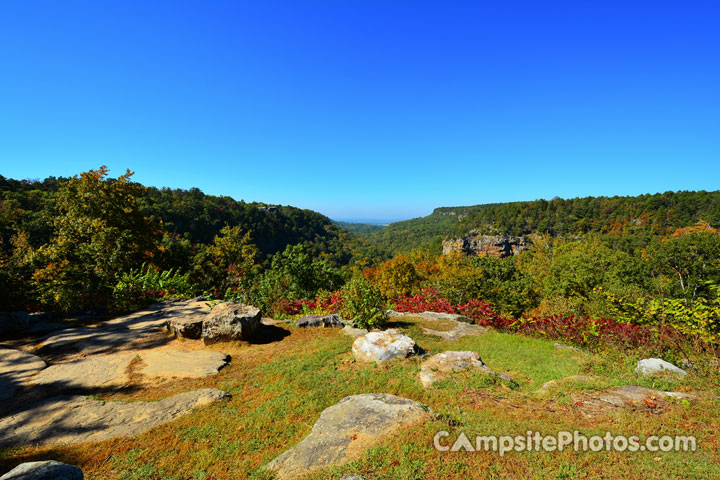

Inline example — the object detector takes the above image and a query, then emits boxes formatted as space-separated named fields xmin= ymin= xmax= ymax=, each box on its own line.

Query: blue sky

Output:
xmin=1 ymin=1 xmax=718 ymax=223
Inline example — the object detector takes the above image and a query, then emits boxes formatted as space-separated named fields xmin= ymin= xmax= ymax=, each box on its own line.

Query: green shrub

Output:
xmin=112 ymin=263 xmax=196 ymax=312
xmin=341 ymin=276 xmax=388 ymax=329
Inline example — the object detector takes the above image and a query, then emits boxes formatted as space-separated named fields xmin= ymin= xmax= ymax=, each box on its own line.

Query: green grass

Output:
xmin=2 ymin=323 xmax=719 ymax=479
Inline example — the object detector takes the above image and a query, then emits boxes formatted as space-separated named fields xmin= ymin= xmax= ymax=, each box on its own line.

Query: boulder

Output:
xmin=0 ymin=388 xmax=229 ymax=447
xmin=418 ymin=351 xmax=515 ymax=388
xmin=0 ymin=348 xmax=47 ymax=401
xmin=165 ymin=300 xmax=212 ymax=339
xmin=636 ymin=358 xmax=687 ymax=376
xmin=295 ymin=314 xmax=345 ymax=328
xmin=139 ymin=349 xmax=230 ymax=379
xmin=30 ymin=353 xmax=137 ymax=391
xmin=0 ymin=460 xmax=83 ymax=480
xmin=351 ymin=329 xmax=417 ymax=363
xmin=202 ymin=303 xmax=261 ymax=344
xmin=266 ymin=394 xmax=430 ymax=479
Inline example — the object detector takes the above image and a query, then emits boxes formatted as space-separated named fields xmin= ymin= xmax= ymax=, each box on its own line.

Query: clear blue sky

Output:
xmin=1 ymin=1 xmax=718 ymax=223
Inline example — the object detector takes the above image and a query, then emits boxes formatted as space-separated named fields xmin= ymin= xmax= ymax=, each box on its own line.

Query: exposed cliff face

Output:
xmin=442 ymin=233 xmax=530 ymax=258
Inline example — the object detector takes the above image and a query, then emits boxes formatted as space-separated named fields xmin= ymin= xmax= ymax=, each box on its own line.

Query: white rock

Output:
xmin=351 ymin=329 xmax=417 ymax=363
xmin=636 ymin=358 xmax=687 ymax=376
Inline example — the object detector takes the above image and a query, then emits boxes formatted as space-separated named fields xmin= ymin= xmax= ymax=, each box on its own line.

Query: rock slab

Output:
xmin=0 ymin=388 xmax=229 ymax=448
xmin=0 ymin=460 xmax=83 ymax=480
xmin=266 ymin=393 xmax=430 ymax=479
xmin=30 ymin=353 xmax=137 ymax=391
xmin=636 ymin=358 xmax=687 ymax=376
xmin=202 ymin=303 xmax=261 ymax=344
xmin=419 ymin=351 xmax=490 ymax=388
xmin=139 ymin=349 xmax=230 ymax=378
xmin=351 ymin=329 xmax=417 ymax=363
xmin=0 ymin=348 xmax=47 ymax=401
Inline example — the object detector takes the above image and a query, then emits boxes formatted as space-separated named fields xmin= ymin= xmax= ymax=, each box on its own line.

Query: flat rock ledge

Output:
xmin=422 ymin=323 xmax=487 ymax=342
xmin=0 ymin=460 xmax=83 ymax=480
xmin=139 ymin=349 xmax=230 ymax=379
xmin=30 ymin=353 xmax=137 ymax=391
xmin=351 ymin=329 xmax=417 ymax=363
xmin=266 ymin=393 xmax=430 ymax=479
xmin=419 ymin=351 xmax=515 ymax=389
xmin=388 ymin=310 xmax=473 ymax=324
xmin=0 ymin=388 xmax=229 ymax=448
xmin=0 ymin=348 xmax=47 ymax=401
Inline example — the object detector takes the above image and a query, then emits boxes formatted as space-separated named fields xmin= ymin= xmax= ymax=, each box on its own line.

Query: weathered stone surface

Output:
xmin=351 ymin=329 xmax=417 ymax=363
xmin=166 ymin=300 xmax=211 ymax=339
xmin=388 ymin=310 xmax=473 ymax=324
xmin=266 ymin=394 xmax=430 ymax=479
xmin=0 ymin=460 xmax=83 ymax=480
xmin=572 ymin=385 xmax=694 ymax=418
xmin=636 ymin=358 xmax=687 ymax=376
xmin=342 ymin=325 xmax=368 ymax=338
xmin=338 ymin=476 xmax=366 ymax=480
xmin=202 ymin=303 xmax=261 ymax=344
xmin=295 ymin=314 xmax=345 ymax=328
xmin=442 ymin=233 xmax=531 ymax=258
xmin=0 ymin=388 xmax=229 ymax=447
xmin=139 ymin=349 xmax=230 ymax=379
xmin=30 ymin=353 xmax=136 ymax=391
xmin=418 ymin=351 xmax=515 ymax=388
xmin=419 ymin=351 xmax=489 ymax=388
xmin=38 ymin=299 xmax=211 ymax=359
xmin=0 ymin=348 xmax=47 ymax=401
xmin=422 ymin=322 xmax=487 ymax=342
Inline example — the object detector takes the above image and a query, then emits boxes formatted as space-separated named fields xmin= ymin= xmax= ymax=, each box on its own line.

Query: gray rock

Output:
xmin=342 ymin=325 xmax=368 ymax=338
xmin=0 ymin=348 xmax=47 ymax=401
xmin=295 ymin=314 xmax=346 ymax=328
xmin=202 ymin=303 xmax=261 ymax=344
xmin=266 ymin=393 xmax=430 ymax=479
xmin=0 ymin=460 xmax=83 ymax=480
xmin=636 ymin=358 xmax=687 ymax=376
xmin=0 ymin=388 xmax=229 ymax=447
xmin=166 ymin=300 xmax=211 ymax=339
xmin=388 ymin=310 xmax=473 ymax=324
xmin=139 ymin=349 xmax=230 ymax=379
xmin=30 ymin=353 xmax=137 ymax=391
xmin=418 ymin=351 xmax=515 ymax=388
xmin=351 ymin=329 xmax=417 ymax=363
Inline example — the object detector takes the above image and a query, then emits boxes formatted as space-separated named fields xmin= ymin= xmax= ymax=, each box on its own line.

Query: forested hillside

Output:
xmin=364 ymin=191 xmax=720 ymax=254
xmin=0 ymin=168 xmax=383 ymax=313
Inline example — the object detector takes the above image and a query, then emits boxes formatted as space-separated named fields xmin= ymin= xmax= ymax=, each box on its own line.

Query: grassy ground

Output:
xmin=2 ymin=318 xmax=719 ymax=479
